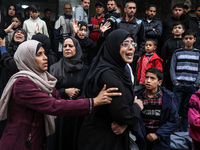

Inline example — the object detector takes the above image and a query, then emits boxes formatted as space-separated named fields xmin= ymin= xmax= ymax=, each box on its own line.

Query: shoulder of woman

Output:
xmin=100 ymin=69 xmax=122 ymax=85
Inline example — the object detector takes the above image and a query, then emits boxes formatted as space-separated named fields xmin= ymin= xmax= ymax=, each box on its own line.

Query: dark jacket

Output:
xmin=101 ymin=10 xmax=120 ymax=36
xmin=117 ymin=17 xmax=145 ymax=56
xmin=0 ymin=77 xmax=92 ymax=150
xmin=162 ymin=17 xmax=185 ymax=43
xmin=186 ymin=17 xmax=200 ymax=37
xmin=161 ymin=38 xmax=184 ymax=73
xmin=142 ymin=17 xmax=162 ymax=44
xmin=135 ymin=88 xmax=178 ymax=150
xmin=78 ymin=69 xmax=140 ymax=150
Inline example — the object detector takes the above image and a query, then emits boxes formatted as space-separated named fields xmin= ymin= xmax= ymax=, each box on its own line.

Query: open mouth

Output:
xmin=126 ymin=53 xmax=133 ymax=59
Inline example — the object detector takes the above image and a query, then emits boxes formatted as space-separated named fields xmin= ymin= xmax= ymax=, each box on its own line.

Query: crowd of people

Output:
xmin=0 ymin=0 xmax=200 ymax=150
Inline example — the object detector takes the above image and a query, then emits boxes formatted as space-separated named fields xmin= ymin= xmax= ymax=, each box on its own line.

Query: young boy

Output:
xmin=161 ymin=22 xmax=185 ymax=91
xmin=137 ymin=39 xmax=163 ymax=90
xmin=170 ymin=29 xmax=200 ymax=132
xmin=23 ymin=5 xmax=49 ymax=40
xmin=136 ymin=68 xmax=178 ymax=150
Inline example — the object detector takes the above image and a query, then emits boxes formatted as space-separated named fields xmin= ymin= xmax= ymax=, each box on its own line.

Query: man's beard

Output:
xmin=128 ymin=12 xmax=134 ymax=18
xmin=147 ymin=14 xmax=155 ymax=20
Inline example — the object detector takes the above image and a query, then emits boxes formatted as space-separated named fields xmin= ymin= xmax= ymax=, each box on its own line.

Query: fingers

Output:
xmin=134 ymin=96 xmax=137 ymax=101
xmin=105 ymin=92 xmax=122 ymax=97
xmin=101 ymin=84 xmax=106 ymax=91
xmin=106 ymin=87 xmax=118 ymax=93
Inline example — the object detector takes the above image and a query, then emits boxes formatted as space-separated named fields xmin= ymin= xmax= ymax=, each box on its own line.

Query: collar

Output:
xmin=142 ymin=87 xmax=162 ymax=99
xmin=93 ymin=14 xmax=105 ymax=19
xmin=121 ymin=16 xmax=136 ymax=24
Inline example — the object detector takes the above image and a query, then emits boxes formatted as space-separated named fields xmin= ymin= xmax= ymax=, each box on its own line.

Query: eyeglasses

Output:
xmin=121 ymin=41 xmax=137 ymax=47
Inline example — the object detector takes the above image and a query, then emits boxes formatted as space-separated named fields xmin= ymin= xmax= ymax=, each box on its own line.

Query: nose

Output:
xmin=43 ymin=54 xmax=47 ymax=60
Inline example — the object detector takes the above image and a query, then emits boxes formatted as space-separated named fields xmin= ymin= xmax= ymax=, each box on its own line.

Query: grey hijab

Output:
xmin=0 ymin=40 xmax=57 ymax=136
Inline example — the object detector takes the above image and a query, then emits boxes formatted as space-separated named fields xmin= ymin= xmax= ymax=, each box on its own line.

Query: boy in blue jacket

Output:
xmin=135 ymin=68 xmax=178 ymax=150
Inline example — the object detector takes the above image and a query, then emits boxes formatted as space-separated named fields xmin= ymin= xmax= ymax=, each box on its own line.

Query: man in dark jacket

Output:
xmin=116 ymin=1 xmax=145 ymax=74
xmin=142 ymin=4 xmax=162 ymax=54
xmin=162 ymin=4 xmax=184 ymax=44
xmin=101 ymin=0 xmax=120 ymax=36
xmin=186 ymin=4 xmax=200 ymax=38
xmin=135 ymin=68 xmax=178 ymax=150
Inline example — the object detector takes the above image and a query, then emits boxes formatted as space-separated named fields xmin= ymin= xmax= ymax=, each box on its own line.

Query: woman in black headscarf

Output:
xmin=47 ymin=36 xmax=89 ymax=150
xmin=4 ymin=4 xmax=16 ymax=29
xmin=78 ymin=29 xmax=143 ymax=150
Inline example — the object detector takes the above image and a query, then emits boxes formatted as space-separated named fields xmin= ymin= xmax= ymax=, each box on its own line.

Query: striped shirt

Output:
xmin=170 ymin=47 xmax=200 ymax=86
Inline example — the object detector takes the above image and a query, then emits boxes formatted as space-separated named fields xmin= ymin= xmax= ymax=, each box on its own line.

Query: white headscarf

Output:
xmin=0 ymin=40 xmax=57 ymax=136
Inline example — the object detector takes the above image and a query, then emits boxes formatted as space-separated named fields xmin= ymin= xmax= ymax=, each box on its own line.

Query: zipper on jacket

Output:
xmin=25 ymin=133 xmax=32 ymax=148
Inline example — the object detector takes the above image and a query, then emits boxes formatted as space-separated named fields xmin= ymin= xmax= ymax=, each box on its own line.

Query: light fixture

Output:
xmin=22 ymin=5 xmax=29 ymax=9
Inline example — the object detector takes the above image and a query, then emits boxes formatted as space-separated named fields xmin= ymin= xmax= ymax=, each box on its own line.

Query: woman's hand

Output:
xmin=65 ymin=88 xmax=80 ymax=99
xmin=111 ymin=122 xmax=128 ymax=135
xmin=72 ymin=19 xmax=80 ymax=35
xmin=0 ymin=38 xmax=5 ymax=47
xmin=134 ymin=96 xmax=144 ymax=111
xmin=100 ymin=21 xmax=111 ymax=33
xmin=93 ymin=84 xmax=122 ymax=107
xmin=4 ymin=22 xmax=15 ymax=33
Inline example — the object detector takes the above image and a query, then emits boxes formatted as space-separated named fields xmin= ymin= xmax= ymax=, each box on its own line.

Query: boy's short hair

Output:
xmin=147 ymin=4 xmax=157 ymax=10
xmin=173 ymin=22 xmax=185 ymax=30
xmin=145 ymin=39 xmax=157 ymax=46
xmin=146 ymin=68 xmax=163 ymax=81
xmin=172 ymin=4 xmax=184 ymax=10
xmin=183 ymin=29 xmax=196 ymax=38
xmin=29 ymin=5 xmax=40 ymax=12
xmin=44 ymin=8 xmax=51 ymax=13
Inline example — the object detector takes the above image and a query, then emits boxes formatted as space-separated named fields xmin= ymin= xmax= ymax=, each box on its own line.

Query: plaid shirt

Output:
xmin=141 ymin=88 xmax=163 ymax=132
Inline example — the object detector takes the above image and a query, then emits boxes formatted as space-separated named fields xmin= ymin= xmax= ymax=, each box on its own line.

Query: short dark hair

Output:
xmin=145 ymin=39 xmax=157 ymax=46
xmin=117 ymin=4 xmax=121 ymax=9
xmin=183 ymin=29 xmax=196 ymax=38
xmin=195 ymin=4 xmax=200 ymax=10
xmin=147 ymin=4 xmax=157 ymax=10
xmin=12 ymin=15 xmax=22 ymax=22
xmin=29 ymin=5 xmax=40 ymax=12
xmin=44 ymin=8 xmax=51 ymax=14
xmin=173 ymin=22 xmax=185 ymax=30
xmin=146 ymin=68 xmax=163 ymax=81
xmin=125 ymin=1 xmax=136 ymax=8
xmin=172 ymin=4 xmax=184 ymax=10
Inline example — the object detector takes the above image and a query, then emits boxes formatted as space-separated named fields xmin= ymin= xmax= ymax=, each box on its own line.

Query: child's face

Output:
xmin=30 ymin=11 xmax=40 ymax=19
xmin=172 ymin=25 xmax=184 ymax=36
xmin=145 ymin=41 xmax=156 ymax=54
xmin=12 ymin=17 xmax=21 ymax=28
xmin=77 ymin=26 xmax=87 ymax=39
xmin=145 ymin=72 xmax=162 ymax=91
xmin=183 ymin=35 xmax=196 ymax=49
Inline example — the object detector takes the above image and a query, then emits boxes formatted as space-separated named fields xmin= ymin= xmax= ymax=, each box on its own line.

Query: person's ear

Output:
xmin=158 ymin=80 xmax=162 ymax=86
xmin=124 ymin=7 xmax=127 ymax=13
xmin=154 ymin=45 xmax=157 ymax=51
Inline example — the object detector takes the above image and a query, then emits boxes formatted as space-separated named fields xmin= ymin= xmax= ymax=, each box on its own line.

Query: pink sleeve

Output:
xmin=12 ymin=77 xmax=91 ymax=116
xmin=188 ymin=95 xmax=200 ymax=130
